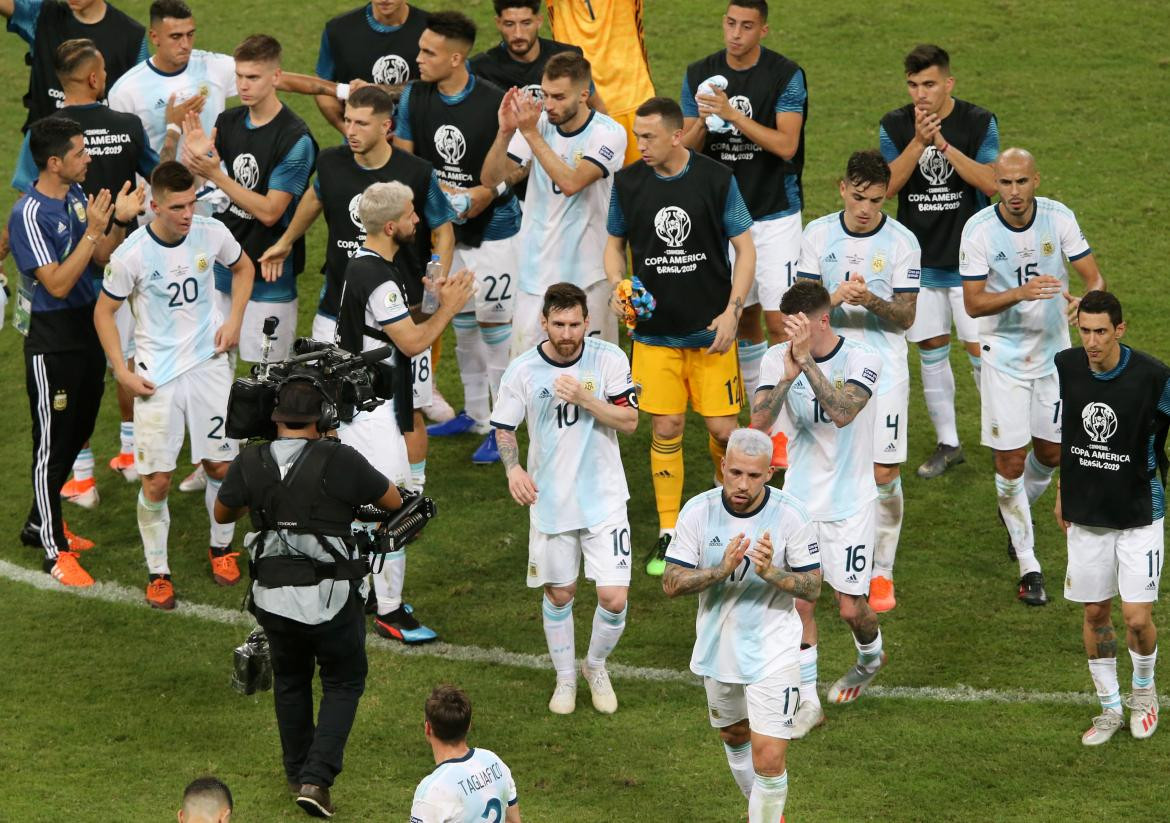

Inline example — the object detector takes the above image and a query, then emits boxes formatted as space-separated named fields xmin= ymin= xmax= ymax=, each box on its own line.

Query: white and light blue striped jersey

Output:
xmin=665 ymin=487 xmax=820 ymax=684
xmin=410 ymin=747 xmax=518 ymax=823
xmin=798 ymin=212 xmax=920 ymax=393
xmin=507 ymin=110 xmax=626 ymax=294
xmin=107 ymin=51 xmax=237 ymax=155
xmin=491 ymin=337 xmax=636 ymax=533
xmin=760 ymin=337 xmax=881 ymax=520
xmin=103 ymin=217 xmax=242 ymax=386
xmin=960 ymin=197 xmax=1091 ymax=379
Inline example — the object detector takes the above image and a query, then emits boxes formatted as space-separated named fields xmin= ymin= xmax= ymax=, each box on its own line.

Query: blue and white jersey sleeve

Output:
xmin=210 ymin=220 xmax=243 ymax=267
xmin=586 ymin=117 xmax=626 ymax=176
xmin=776 ymin=69 xmax=807 ymax=113
xmin=602 ymin=346 xmax=637 ymax=406
xmin=209 ymin=51 xmax=238 ymax=98
xmin=663 ymin=494 xmax=704 ymax=569
xmin=268 ymin=135 xmax=315 ymax=196
xmin=781 ymin=512 xmax=821 ymax=573
xmin=368 ymin=279 xmax=408 ymax=326
xmin=1058 ymin=207 xmax=1091 ymax=262
xmin=893 ymin=227 xmax=922 ymax=293
xmin=796 ymin=217 xmax=827 ymax=280
xmin=958 ymin=215 xmax=991 ymax=282
xmin=6 ymin=0 xmax=41 ymax=45
xmin=425 ymin=172 xmax=457 ymax=228
xmin=394 ymin=82 xmax=415 ymax=142
xmin=490 ymin=361 xmax=528 ymax=431
xmin=506 ymin=124 xmax=533 ymax=166
xmin=102 ymin=249 xmax=138 ymax=300
xmin=723 ymin=178 xmax=753 ymax=238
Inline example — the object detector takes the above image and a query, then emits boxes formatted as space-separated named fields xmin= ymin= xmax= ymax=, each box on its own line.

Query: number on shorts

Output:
xmin=208 ymin=415 xmax=224 ymax=439
xmin=1014 ymin=263 xmax=1039 ymax=286
xmin=555 ymin=401 xmax=579 ymax=428
xmin=1052 ymin=399 xmax=1062 ymax=425
xmin=412 ymin=354 xmax=431 ymax=384
xmin=484 ymin=273 xmax=513 ymax=302
xmin=886 ymin=413 xmax=900 ymax=441
xmin=724 ymin=377 xmax=743 ymax=406
xmin=785 ymin=260 xmax=795 ymax=288
xmin=812 ymin=397 xmax=831 ymax=424
xmin=481 ymin=798 xmax=502 ymax=822
xmin=845 ymin=544 xmax=867 ymax=574
xmin=611 ymin=527 xmax=631 ymax=557
xmin=166 ymin=277 xmax=199 ymax=308
xmin=781 ymin=685 xmax=798 ymax=715
xmin=1148 ymin=548 xmax=1163 ymax=579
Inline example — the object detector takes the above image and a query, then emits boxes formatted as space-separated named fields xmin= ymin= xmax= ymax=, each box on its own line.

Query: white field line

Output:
xmin=0 ymin=558 xmax=1148 ymax=706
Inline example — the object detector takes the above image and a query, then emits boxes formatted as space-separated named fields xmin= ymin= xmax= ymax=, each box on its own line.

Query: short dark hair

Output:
xmin=425 ymin=684 xmax=472 ymax=743
xmin=29 ymin=116 xmax=84 ymax=170
xmin=54 ymin=38 xmax=101 ymax=81
xmin=494 ymin=0 xmax=540 ymax=13
xmin=426 ymin=11 xmax=477 ymax=52
xmin=542 ymin=282 xmax=588 ymax=318
xmin=182 ymin=776 xmax=233 ymax=812
xmin=233 ymin=34 xmax=282 ymax=65
xmin=845 ymin=149 xmax=891 ymax=189
xmin=149 ymin=0 xmax=192 ymax=25
xmin=780 ymin=279 xmax=831 ymax=317
xmin=348 ymin=85 xmax=395 ymax=118
xmin=150 ymin=160 xmax=195 ymax=197
xmin=635 ymin=96 xmax=684 ymax=132
xmin=904 ymin=44 xmax=950 ymax=76
xmin=728 ymin=0 xmax=768 ymax=21
xmin=543 ymin=52 xmax=591 ymax=88
xmin=1077 ymin=290 xmax=1123 ymax=328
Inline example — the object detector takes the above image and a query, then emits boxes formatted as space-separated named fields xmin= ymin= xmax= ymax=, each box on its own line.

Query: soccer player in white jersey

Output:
xmin=411 ymin=685 xmax=521 ymax=823
xmin=663 ymin=428 xmax=821 ymax=823
xmin=961 ymin=147 xmax=1105 ymax=606
xmin=797 ymin=150 xmax=920 ymax=613
xmin=481 ymin=51 xmax=626 ymax=354
xmin=751 ymin=280 xmax=885 ymax=736
xmin=93 ymin=161 xmax=254 ymax=610
xmin=490 ymin=282 xmax=639 ymax=715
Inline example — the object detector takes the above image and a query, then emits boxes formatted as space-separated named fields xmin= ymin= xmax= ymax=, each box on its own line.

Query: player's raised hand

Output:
xmin=746 ymin=530 xmax=774 ymax=575
xmin=113 ymin=181 xmax=146 ymax=223
xmin=513 ymin=89 xmax=542 ymax=133
xmin=1018 ymin=274 xmax=1061 ymax=302
xmin=506 ymin=464 xmax=538 ymax=506
xmin=784 ymin=312 xmax=812 ymax=362
xmin=913 ymin=107 xmax=940 ymax=147
xmin=696 ymin=84 xmax=734 ymax=121
xmin=438 ymin=268 xmax=475 ymax=309
xmin=166 ymin=92 xmax=205 ymax=127
xmin=498 ymin=87 xmax=520 ymax=132
xmin=85 ymin=189 xmax=114 ymax=229
xmin=1063 ymin=289 xmax=1081 ymax=324
xmin=836 ymin=274 xmax=869 ymax=306
xmin=717 ymin=533 xmax=750 ymax=579
xmin=258 ymin=240 xmax=291 ymax=282
xmin=781 ymin=339 xmax=800 ymax=382
xmin=553 ymin=374 xmax=587 ymax=405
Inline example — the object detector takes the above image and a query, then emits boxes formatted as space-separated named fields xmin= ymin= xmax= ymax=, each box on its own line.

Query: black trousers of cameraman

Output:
xmin=258 ymin=593 xmax=368 ymax=788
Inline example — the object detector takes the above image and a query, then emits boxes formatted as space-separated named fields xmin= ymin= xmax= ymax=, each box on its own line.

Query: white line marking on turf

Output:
xmin=0 ymin=559 xmax=1142 ymax=706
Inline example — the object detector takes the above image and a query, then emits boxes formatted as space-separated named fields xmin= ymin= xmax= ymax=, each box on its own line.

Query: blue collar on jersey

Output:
xmin=537 ymin=340 xmax=585 ymax=369
xmin=837 ymin=210 xmax=887 ymax=239
xmin=813 ymin=335 xmax=845 ymax=363
xmin=556 ymin=109 xmax=596 ymax=139
xmin=436 ymin=747 xmax=476 ymax=766
xmin=1090 ymin=345 xmax=1132 ymax=381
xmin=994 ymin=200 xmax=1038 ymax=233
xmin=146 ymin=57 xmax=190 ymax=78
xmin=722 ymin=485 xmax=771 ymax=519
xmin=654 ymin=150 xmax=694 ymax=182
xmin=145 ymin=223 xmax=188 ymax=248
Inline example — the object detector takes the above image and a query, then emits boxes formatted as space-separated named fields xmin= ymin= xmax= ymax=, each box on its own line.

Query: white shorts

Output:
xmin=510 ymin=280 xmax=618 ymax=358
xmin=703 ymin=663 xmax=801 ymax=739
xmin=411 ymin=346 xmax=433 ymax=409
xmin=115 ymin=301 xmax=135 ymax=359
xmin=454 ymin=236 xmax=517 ymax=323
xmin=980 ymin=365 xmax=1061 ymax=450
xmin=133 ymin=354 xmax=237 ymax=475
xmin=873 ymin=381 xmax=910 ymax=464
xmin=311 ymin=313 xmax=337 ymax=344
xmin=906 ymin=285 xmax=978 ymax=343
xmin=817 ymin=504 xmax=877 ymax=596
xmin=215 ymin=292 xmax=298 ymax=363
xmin=526 ymin=508 xmax=632 ymax=588
xmin=730 ymin=212 xmax=801 ymax=311
xmin=337 ymin=400 xmax=410 ymax=487
xmin=1065 ymin=519 xmax=1164 ymax=604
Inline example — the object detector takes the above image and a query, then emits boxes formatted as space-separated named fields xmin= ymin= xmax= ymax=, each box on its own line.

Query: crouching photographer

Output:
xmin=213 ymin=377 xmax=404 ymax=820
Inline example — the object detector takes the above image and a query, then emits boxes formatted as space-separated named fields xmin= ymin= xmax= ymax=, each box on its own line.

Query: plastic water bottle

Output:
xmin=421 ymin=254 xmax=441 ymax=314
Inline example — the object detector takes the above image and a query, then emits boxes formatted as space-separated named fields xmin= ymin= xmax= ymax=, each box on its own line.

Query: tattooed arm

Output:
xmin=750 ymin=342 xmax=801 ymax=431
xmin=856 ymin=289 xmax=917 ymax=330
xmin=748 ymin=531 xmax=822 ymax=601
xmin=662 ymin=533 xmax=749 ymax=598
xmin=797 ymin=355 xmax=872 ymax=427
xmin=496 ymin=428 xmax=538 ymax=506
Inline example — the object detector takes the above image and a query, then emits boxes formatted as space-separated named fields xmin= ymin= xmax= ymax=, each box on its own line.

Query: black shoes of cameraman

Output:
xmin=295 ymin=783 xmax=334 ymax=818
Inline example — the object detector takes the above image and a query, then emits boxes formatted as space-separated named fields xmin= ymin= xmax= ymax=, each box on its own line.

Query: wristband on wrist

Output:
xmin=939 ymin=142 xmax=950 ymax=154
xmin=335 ymin=83 xmax=350 ymax=101
xmin=113 ymin=215 xmax=134 ymax=228
xmin=166 ymin=122 xmax=182 ymax=136
xmin=494 ymin=180 xmax=509 ymax=197
xmin=84 ymin=234 xmax=98 ymax=245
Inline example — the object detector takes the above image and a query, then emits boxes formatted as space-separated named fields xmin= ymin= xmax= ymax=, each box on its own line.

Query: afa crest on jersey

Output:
xmin=195 ymin=253 xmax=210 ymax=273
xmin=581 ymin=372 xmax=597 ymax=393
xmin=1041 ymin=239 xmax=1055 ymax=256
xmin=72 ymin=200 xmax=86 ymax=222
xmin=871 ymin=251 xmax=886 ymax=273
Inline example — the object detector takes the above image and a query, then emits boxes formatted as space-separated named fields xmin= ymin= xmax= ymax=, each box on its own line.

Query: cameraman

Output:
xmin=336 ymin=180 xmax=472 ymax=644
xmin=213 ymin=378 xmax=403 ymax=819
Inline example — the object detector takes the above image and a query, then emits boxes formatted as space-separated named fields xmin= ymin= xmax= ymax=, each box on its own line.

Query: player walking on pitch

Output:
xmin=752 ymin=281 xmax=886 ymax=736
xmin=960 ymin=147 xmax=1105 ymax=605
xmin=491 ymin=283 xmax=639 ymax=715
xmin=796 ymin=150 xmax=920 ymax=612
xmin=1054 ymin=291 xmax=1167 ymax=745
xmin=663 ymin=427 xmax=821 ymax=823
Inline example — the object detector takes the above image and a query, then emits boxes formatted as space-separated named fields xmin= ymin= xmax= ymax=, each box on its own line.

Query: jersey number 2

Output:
xmin=481 ymin=798 xmax=502 ymax=822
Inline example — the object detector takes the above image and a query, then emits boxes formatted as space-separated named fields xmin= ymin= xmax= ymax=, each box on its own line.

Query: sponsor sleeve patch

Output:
xmin=862 ymin=368 xmax=878 ymax=384
xmin=598 ymin=145 xmax=615 ymax=161
xmin=907 ymin=268 xmax=920 ymax=280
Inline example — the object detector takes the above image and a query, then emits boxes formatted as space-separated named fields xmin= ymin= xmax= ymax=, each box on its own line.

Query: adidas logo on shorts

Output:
xmin=884 ymin=443 xmax=897 ymax=452
xmin=1147 ymin=580 xmax=1158 ymax=591
xmin=845 ymin=573 xmax=859 ymax=584
xmin=617 ymin=559 xmax=628 ymax=569
xmin=492 ymin=303 xmax=506 ymax=312
xmin=709 ymin=536 xmax=722 ymax=547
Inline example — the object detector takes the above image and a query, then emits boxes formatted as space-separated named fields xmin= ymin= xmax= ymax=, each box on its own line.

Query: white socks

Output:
xmin=138 ymin=490 xmax=171 ymax=575
xmin=738 ymin=339 xmax=767 ymax=403
xmin=919 ymin=344 xmax=959 ymax=447
xmin=1088 ymin=657 xmax=1122 ymax=713
xmin=482 ymin=323 xmax=512 ymax=407
xmin=873 ymin=477 xmax=903 ymax=580
xmin=586 ymin=604 xmax=626 ymax=669
xmin=968 ymin=350 xmax=982 ymax=393
xmin=119 ymin=421 xmax=135 ymax=455
xmin=1023 ymin=451 xmax=1057 ymax=505
xmin=855 ymin=630 xmax=884 ymax=672
xmin=543 ymin=595 xmax=575 ymax=684
xmin=723 ymin=741 xmax=754 ymax=798
xmin=1131 ymin=647 xmax=1157 ymax=689
xmin=72 ymin=447 xmax=94 ymax=482
xmin=996 ymin=473 xmax=1039 ymax=576
xmin=453 ymin=313 xmax=490 ymax=423
xmin=747 ymin=772 xmax=788 ymax=823
xmin=798 ymin=644 xmax=819 ymax=707
xmin=205 ymin=475 xmax=235 ymax=548
xmin=373 ymin=549 xmax=406 ymax=614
